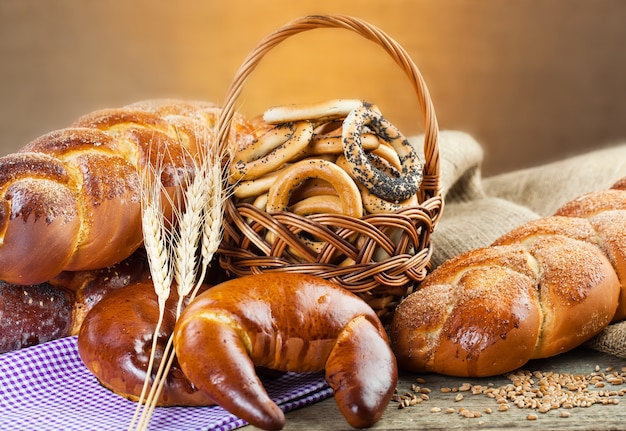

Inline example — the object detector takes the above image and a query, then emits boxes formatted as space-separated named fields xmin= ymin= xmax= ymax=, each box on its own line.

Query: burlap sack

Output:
xmin=413 ymin=131 xmax=626 ymax=358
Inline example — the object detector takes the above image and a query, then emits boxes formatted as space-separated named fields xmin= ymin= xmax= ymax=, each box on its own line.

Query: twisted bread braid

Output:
xmin=391 ymin=178 xmax=626 ymax=377
xmin=0 ymin=100 xmax=255 ymax=285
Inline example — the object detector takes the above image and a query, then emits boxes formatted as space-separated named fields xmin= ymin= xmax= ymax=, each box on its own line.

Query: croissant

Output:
xmin=0 ymin=100 xmax=255 ymax=285
xmin=172 ymin=273 xmax=398 ymax=430
xmin=391 ymin=178 xmax=626 ymax=377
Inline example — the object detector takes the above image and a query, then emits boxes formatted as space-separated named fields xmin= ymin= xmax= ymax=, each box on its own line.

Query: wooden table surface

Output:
xmin=246 ymin=347 xmax=626 ymax=430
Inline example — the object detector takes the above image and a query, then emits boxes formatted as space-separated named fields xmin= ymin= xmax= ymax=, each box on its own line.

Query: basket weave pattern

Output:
xmin=216 ymin=15 xmax=442 ymax=319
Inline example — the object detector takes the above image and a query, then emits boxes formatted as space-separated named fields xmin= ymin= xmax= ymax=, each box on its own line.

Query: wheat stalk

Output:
xmin=174 ymin=159 xmax=208 ymax=299
xmin=187 ymin=152 xmax=228 ymax=307
xmin=140 ymin=156 xmax=230 ymax=427
xmin=128 ymin=149 xmax=174 ymax=431
xmin=135 ymin=155 xmax=206 ymax=430
xmin=129 ymin=122 xmax=231 ymax=431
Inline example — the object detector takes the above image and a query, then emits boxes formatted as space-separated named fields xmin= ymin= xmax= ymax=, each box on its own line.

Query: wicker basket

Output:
xmin=216 ymin=14 xmax=443 ymax=320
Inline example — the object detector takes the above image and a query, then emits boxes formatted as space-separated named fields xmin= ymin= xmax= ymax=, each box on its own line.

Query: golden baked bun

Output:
xmin=391 ymin=179 xmax=626 ymax=377
xmin=77 ymin=281 xmax=214 ymax=406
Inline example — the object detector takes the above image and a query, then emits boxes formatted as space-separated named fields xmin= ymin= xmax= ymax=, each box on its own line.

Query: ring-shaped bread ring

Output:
xmin=335 ymin=156 xmax=417 ymax=214
xmin=263 ymin=99 xmax=364 ymax=124
xmin=303 ymin=133 xmax=380 ymax=157
xmin=342 ymin=106 xmax=422 ymax=203
xmin=289 ymin=194 xmax=345 ymax=216
xmin=264 ymin=160 xmax=362 ymax=261
xmin=371 ymin=142 xmax=402 ymax=172
xmin=266 ymin=158 xmax=363 ymax=218
xmin=230 ymin=121 xmax=313 ymax=181
xmin=233 ymin=166 xmax=288 ymax=199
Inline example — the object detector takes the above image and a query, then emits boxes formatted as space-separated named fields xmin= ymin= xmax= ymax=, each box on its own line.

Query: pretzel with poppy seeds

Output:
xmin=342 ymin=105 xmax=422 ymax=203
xmin=229 ymin=121 xmax=314 ymax=181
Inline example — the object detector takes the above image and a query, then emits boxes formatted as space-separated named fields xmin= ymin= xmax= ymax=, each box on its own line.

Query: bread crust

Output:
xmin=0 ymin=100 xmax=254 ymax=285
xmin=173 ymin=273 xmax=397 ymax=429
xmin=391 ymin=180 xmax=626 ymax=377
xmin=77 ymin=281 xmax=215 ymax=406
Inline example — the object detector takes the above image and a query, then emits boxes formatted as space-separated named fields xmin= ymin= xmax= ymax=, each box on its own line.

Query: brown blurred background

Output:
xmin=1 ymin=0 xmax=625 ymax=176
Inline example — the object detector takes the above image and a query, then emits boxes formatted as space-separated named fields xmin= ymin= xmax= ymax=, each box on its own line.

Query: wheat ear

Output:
xmin=187 ymin=143 xmax=230 ymax=308
xmin=139 ymin=151 xmax=230 ymax=428
xmin=144 ymin=159 xmax=230 ymax=431
xmin=135 ymin=154 xmax=207 ymax=429
xmin=131 ymin=124 xmax=231 ymax=431
xmin=128 ymin=151 xmax=173 ymax=431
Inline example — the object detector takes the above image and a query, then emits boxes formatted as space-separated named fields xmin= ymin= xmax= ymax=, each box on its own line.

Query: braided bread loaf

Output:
xmin=391 ymin=178 xmax=626 ymax=377
xmin=0 ymin=100 xmax=255 ymax=285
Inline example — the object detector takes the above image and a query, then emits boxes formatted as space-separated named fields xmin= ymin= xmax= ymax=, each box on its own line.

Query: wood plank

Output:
xmin=246 ymin=347 xmax=626 ymax=430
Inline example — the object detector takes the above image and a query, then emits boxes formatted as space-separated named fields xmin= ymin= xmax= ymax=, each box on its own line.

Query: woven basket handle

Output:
xmin=217 ymin=14 xmax=441 ymax=201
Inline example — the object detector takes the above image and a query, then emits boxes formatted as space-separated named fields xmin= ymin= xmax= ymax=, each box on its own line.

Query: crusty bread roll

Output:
xmin=0 ymin=249 xmax=151 ymax=354
xmin=0 ymin=279 xmax=73 ymax=354
xmin=391 ymin=178 xmax=626 ymax=377
xmin=77 ymin=281 xmax=214 ymax=406
xmin=550 ymin=189 xmax=626 ymax=321
xmin=0 ymin=100 xmax=255 ymax=285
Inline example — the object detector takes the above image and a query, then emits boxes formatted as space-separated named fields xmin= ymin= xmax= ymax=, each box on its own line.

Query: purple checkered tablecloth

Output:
xmin=0 ymin=337 xmax=333 ymax=431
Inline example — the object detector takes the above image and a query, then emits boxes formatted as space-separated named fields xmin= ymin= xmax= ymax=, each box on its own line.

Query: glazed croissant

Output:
xmin=391 ymin=178 xmax=626 ymax=377
xmin=0 ymin=100 xmax=255 ymax=285
xmin=173 ymin=273 xmax=398 ymax=430
xmin=76 ymin=272 xmax=397 ymax=430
